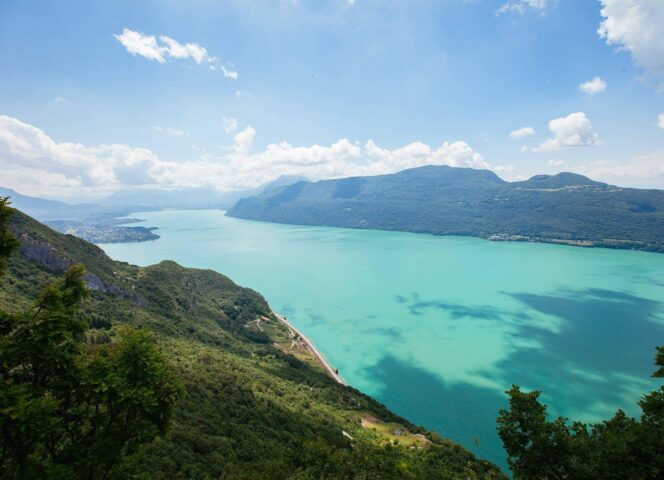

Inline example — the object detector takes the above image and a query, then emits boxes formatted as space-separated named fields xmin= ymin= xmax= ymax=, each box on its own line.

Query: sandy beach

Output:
xmin=274 ymin=312 xmax=346 ymax=385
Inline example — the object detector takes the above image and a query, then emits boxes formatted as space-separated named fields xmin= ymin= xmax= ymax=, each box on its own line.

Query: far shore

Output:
xmin=274 ymin=312 xmax=346 ymax=385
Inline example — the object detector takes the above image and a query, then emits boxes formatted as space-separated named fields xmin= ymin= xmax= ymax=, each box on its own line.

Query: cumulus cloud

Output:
xmin=497 ymin=0 xmax=547 ymax=15
xmin=658 ymin=113 xmax=664 ymax=130
xmin=222 ymin=116 xmax=238 ymax=133
xmin=509 ymin=127 xmax=535 ymax=140
xmin=0 ymin=115 xmax=495 ymax=200
xmin=0 ymin=115 xmax=164 ymax=198
xmin=233 ymin=126 xmax=256 ymax=154
xmin=114 ymin=28 xmax=238 ymax=79
xmin=579 ymin=77 xmax=607 ymax=95
xmin=362 ymin=139 xmax=489 ymax=171
xmin=534 ymin=112 xmax=599 ymax=152
xmin=598 ymin=1 xmax=664 ymax=90
xmin=547 ymin=159 xmax=564 ymax=167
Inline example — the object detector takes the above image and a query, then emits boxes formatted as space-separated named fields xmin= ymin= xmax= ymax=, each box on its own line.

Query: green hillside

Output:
xmin=0 ymin=207 xmax=505 ymax=479
xmin=227 ymin=166 xmax=664 ymax=253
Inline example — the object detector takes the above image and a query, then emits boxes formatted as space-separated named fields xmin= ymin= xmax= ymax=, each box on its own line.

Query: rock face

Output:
xmin=17 ymin=234 xmax=70 ymax=272
xmin=10 ymin=215 xmax=137 ymax=301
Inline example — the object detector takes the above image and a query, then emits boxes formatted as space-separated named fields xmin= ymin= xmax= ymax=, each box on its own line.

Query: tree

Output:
xmin=0 ymin=198 xmax=19 ymax=274
xmin=497 ymin=347 xmax=664 ymax=479
xmin=0 ymin=200 xmax=181 ymax=479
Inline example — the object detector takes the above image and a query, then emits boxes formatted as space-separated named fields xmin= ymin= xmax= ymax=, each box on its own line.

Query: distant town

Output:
xmin=46 ymin=220 xmax=159 ymax=243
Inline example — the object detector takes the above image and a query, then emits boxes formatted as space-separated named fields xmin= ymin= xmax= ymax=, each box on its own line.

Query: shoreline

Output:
xmin=225 ymin=210 xmax=664 ymax=255
xmin=273 ymin=312 xmax=346 ymax=385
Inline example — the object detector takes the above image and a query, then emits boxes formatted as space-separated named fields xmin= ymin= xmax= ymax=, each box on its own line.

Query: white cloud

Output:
xmin=598 ymin=1 xmax=664 ymax=91
xmin=158 ymin=35 xmax=213 ymax=64
xmin=114 ymin=29 xmax=166 ymax=63
xmin=547 ymin=159 xmax=564 ymax=166
xmin=509 ymin=126 xmax=535 ymax=140
xmin=579 ymin=77 xmax=607 ymax=95
xmin=658 ymin=113 xmax=664 ymax=130
xmin=534 ymin=112 xmax=599 ymax=152
xmin=362 ymin=139 xmax=489 ymax=172
xmin=0 ymin=115 xmax=496 ymax=200
xmin=154 ymin=126 xmax=189 ymax=137
xmin=210 ymin=64 xmax=239 ymax=80
xmin=0 ymin=115 xmax=163 ymax=198
xmin=233 ymin=126 xmax=256 ymax=154
xmin=572 ymin=153 xmax=664 ymax=188
xmin=222 ymin=116 xmax=238 ymax=133
xmin=114 ymin=28 xmax=238 ymax=78
xmin=497 ymin=0 xmax=547 ymax=15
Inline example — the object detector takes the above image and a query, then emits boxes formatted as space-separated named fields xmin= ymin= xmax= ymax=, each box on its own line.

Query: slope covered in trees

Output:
xmin=0 ymin=201 xmax=505 ymax=479
xmin=227 ymin=165 xmax=664 ymax=253
xmin=497 ymin=346 xmax=663 ymax=479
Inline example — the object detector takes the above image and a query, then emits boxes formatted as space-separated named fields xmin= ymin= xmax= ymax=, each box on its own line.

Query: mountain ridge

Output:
xmin=227 ymin=165 xmax=664 ymax=253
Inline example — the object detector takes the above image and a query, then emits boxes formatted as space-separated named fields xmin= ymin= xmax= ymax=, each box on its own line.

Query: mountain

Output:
xmin=1 ymin=175 xmax=309 ymax=222
xmin=1 ymin=176 xmax=308 ymax=244
xmin=216 ymin=175 xmax=309 ymax=209
xmin=99 ymin=176 xmax=309 ymax=211
xmin=0 ymin=186 xmax=101 ymax=221
xmin=0 ymin=208 xmax=504 ymax=479
xmin=227 ymin=165 xmax=664 ymax=253
xmin=99 ymin=186 xmax=227 ymax=210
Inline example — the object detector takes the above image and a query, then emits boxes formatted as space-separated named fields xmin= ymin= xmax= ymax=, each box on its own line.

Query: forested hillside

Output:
xmin=227 ymin=166 xmax=664 ymax=253
xmin=0 ymin=205 xmax=505 ymax=479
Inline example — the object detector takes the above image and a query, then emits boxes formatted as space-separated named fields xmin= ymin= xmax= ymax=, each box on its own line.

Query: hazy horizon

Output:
xmin=1 ymin=0 xmax=663 ymax=201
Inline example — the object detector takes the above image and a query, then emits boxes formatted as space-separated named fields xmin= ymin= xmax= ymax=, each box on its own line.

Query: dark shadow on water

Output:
xmin=384 ymin=287 xmax=664 ymax=471
xmin=498 ymin=288 xmax=663 ymax=420
xmin=364 ymin=354 xmax=509 ymax=472
xmin=508 ymin=288 xmax=663 ymax=376
xmin=280 ymin=305 xmax=297 ymax=317
xmin=394 ymin=288 xmax=663 ymax=400
xmin=366 ymin=326 xmax=404 ymax=341
xmin=396 ymin=292 xmax=531 ymax=321
xmin=289 ymin=287 xmax=663 ymax=475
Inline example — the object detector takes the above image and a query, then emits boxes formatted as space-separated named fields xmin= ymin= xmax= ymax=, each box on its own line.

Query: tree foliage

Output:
xmin=0 ymin=198 xmax=19 ymax=274
xmin=1 ymin=206 xmax=507 ymax=479
xmin=497 ymin=346 xmax=664 ymax=479
xmin=0 ymin=202 xmax=180 ymax=479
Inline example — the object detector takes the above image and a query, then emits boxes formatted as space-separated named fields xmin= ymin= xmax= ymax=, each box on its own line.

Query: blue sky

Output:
xmin=0 ymin=0 xmax=663 ymax=200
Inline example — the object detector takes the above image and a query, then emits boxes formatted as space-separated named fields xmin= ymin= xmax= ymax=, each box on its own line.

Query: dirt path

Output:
xmin=274 ymin=312 xmax=346 ymax=385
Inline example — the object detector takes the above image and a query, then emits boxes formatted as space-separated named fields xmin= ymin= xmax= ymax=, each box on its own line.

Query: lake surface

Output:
xmin=100 ymin=210 xmax=664 ymax=469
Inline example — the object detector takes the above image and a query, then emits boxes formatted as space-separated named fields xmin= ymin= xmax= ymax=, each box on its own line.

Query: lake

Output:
xmin=100 ymin=209 xmax=664 ymax=469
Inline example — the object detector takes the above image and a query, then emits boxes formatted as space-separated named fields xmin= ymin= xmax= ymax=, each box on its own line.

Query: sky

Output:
xmin=0 ymin=0 xmax=663 ymax=201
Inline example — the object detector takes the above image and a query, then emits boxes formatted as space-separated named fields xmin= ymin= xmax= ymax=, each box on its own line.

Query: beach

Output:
xmin=274 ymin=312 xmax=347 ymax=385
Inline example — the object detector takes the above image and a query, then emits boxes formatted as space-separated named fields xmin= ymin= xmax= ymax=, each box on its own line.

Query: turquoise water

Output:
xmin=100 ymin=210 xmax=664 ymax=469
